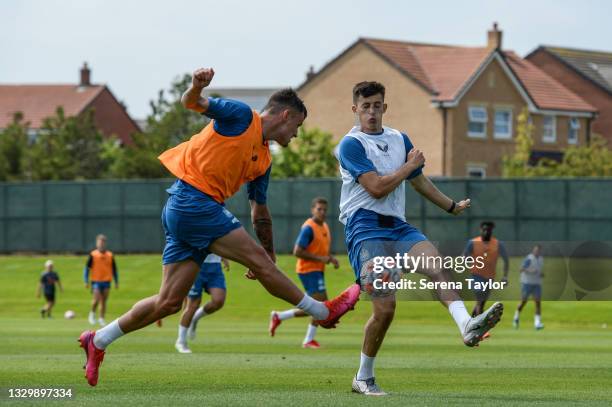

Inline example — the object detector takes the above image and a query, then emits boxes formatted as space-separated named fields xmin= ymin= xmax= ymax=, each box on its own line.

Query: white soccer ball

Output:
xmin=64 ymin=310 xmax=75 ymax=319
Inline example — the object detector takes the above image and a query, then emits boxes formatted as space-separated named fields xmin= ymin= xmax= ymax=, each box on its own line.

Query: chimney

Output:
xmin=487 ymin=22 xmax=502 ymax=50
xmin=80 ymin=62 xmax=91 ymax=86
xmin=306 ymin=65 xmax=315 ymax=81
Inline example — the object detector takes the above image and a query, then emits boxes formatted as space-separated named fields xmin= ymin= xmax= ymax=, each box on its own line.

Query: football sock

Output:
xmin=514 ymin=310 xmax=520 ymax=320
xmin=192 ymin=307 xmax=207 ymax=324
xmin=535 ymin=314 xmax=542 ymax=326
xmin=278 ymin=310 xmax=297 ymax=321
xmin=296 ymin=295 xmax=329 ymax=320
xmin=448 ymin=301 xmax=471 ymax=334
xmin=357 ymin=352 xmax=375 ymax=380
xmin=93 ymin=319 xmax=124 ymax=349
xmin=303 ymin=324 xmax=317 ymax=344
xmin=177 ymin=325 xmax=188 ymax=344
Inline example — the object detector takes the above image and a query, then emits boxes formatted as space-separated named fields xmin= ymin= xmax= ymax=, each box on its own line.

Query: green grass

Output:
xmin=1 ymin=255 xmax=612 ymax=406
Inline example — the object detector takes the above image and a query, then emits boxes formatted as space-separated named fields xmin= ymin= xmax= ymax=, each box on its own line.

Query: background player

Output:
xmin=84 ymin=234 xmax=118 ymax=326
xmin=78 ymin=67 xmax=359 ymax=387
xmin=513 ymin=244 xmax=544 ymax=330
xmin=269 ymin=197 xmax=340 ymax=349
xmin=175 ymin=254 xmax=229 ymax=353
xmin=463 ymin=221 xmax=509 ymax=316
xmin=37 ymin=259 xmax=62 ymax=318
xmin=337 ymin=81 xmax=503 ymax=396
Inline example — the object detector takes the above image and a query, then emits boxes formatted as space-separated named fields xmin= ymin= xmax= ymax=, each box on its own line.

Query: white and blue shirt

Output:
xmin=336 ymin=126 xmax=422 ymax=225
xmin=520 ymin=253 xmax=543 ymax=285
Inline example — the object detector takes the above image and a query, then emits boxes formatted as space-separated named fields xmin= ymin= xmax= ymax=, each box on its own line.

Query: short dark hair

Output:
xmin=353 ymin=81 xmax=386 ymax=103
xmin=311 ymin=197 xmax=328 ymax=208
xmin=263 ymin=88 xmax=307 ymax=118
xmin=480 ymin=221 xmax=495 ymax=229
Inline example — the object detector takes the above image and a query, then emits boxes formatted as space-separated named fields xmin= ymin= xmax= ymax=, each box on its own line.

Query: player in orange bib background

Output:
xmin=84 ymin=234 xmax=118 ymax=327
xmin=269 ymin=197 xmax=340 ymax=348
xmin=78 ymin=67 xmax=360 ymax=386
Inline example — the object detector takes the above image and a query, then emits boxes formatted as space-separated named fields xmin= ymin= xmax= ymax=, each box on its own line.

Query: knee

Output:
xmin=374 ymin=303 xmax=396 ymax=323
xmin=209 ymin=297 xmax=225 ymax=313
xmin=158 ymin=297 xmax=183 ymax=316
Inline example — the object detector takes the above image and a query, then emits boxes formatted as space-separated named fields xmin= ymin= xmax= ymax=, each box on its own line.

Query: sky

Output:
xmin=2 ymin=0 xmax=610 ymax=119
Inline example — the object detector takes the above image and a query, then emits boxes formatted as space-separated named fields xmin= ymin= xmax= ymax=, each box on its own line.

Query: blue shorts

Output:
xmin=91 ymin=281 xmax=111 ymax=293
xmin=298 ymin=271 xmax=326 ymax=295
xmin=470 ymin=274 xmax=492 ymax=302
xmin=345 ymin=209 xmax=427 ymax=281
xmin=161 ymin=180 xmax=242 ymax=266
xmin=188 ymin=262 xmax=226 ymax=298
xmin=521 ymin=283 xmax=542 ymax=300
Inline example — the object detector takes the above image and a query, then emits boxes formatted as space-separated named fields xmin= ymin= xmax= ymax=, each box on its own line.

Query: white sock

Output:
xmin=296 ymin=295 xmax=329 ymax=320
xmin=93 ymin=319 xmax=124 ymax=349
xmin=177 ymin=325 xmax=188 ymax=344
xmin=303 ymin=324 xmax=317 ymax=344
xmin=448 ymin=301 xmax=471 ymax=334
xmin=514 ymin=310 xmax=520 ymax=320
xmin=535 ymin=314 xmax=542 ymax=326
xmin=192 ymin=307 xmax=207 ymax=325
xmin=278 ymin=310 xmax=297 ymax=321
xmin=357 ymin=352 xmax=375 ymax=380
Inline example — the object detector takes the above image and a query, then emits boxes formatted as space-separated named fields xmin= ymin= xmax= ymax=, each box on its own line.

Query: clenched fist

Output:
xmin=192 ymin=67 xmax=215 ymax=89
xmin=407 ymin=148 xmax=425 ymax=169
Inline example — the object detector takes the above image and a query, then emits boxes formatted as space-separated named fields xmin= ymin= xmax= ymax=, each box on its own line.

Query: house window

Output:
xmin=467 ymin=164 xmax=486 ymax=178
xmin=542 ymin=115 xmax=556 ymax=143
xmin=568 ymin=118 xmax=580 ymax=144
xmin=468 ymin=106 xmax=487 ymax=138
xmin=494 ymin=108 xmax=512 ymax=139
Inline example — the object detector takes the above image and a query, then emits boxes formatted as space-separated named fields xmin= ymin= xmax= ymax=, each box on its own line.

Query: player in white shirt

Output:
xmin=175 ymin=254 xmax=229 ymax=353
xmin=338 ymin=81 xmax=504 ymax=396
xmin=513 ymin=244 xmax=544 ymax=330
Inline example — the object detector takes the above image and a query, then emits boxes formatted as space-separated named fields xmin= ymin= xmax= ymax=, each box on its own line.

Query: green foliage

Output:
xmin=28 ymin=107 xmax=110 ymax=180
xmin=0 ymin=112 xmax=30 ymax=181
xmin=504 ymin=108 xmax=612 ymax=177
xmin=271 ymin=127 xmax=338 ymax=178
xmin=106 ymin=74 xmax=208 ymax=179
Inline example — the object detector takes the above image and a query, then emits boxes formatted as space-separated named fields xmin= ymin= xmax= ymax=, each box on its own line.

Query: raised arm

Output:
xmin=410 ymin=174 xmax=471 ymax=215
xmin=181 ymin=68 xmax=215 ymax=113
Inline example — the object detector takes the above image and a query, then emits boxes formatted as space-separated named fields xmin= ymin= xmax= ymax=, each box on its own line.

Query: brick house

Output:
xmin=0 ymin=63 xmax=139 ymax=145
xmin=298 ymin=24 xmax=597 ymax=177
xmin=526 ymin=46 xmax=612 ymax=146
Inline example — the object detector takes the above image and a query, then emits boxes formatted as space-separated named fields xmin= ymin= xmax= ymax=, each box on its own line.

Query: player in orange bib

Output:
xmin=78 ymin=67 xmax=360 ymax=386
xmin=269 ymin=197 xmax=340 ymax=348
xmin=463 ymin=221 xmax=509 ymax=316
xmin=84 ymin=234 xmax=118 ymax=327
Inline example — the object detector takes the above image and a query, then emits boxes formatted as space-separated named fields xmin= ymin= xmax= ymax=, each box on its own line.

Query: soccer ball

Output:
xmin=64 ymin=310 xmax=75 ymax=319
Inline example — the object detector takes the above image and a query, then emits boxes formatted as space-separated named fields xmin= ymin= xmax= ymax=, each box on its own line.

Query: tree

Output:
xmin=0 ymin=112 xmax=30 ymax=181
xmin=271 ymin=127 xmax=338 ymax=178
xmin=503 ymin=108 xmax=612 ymax=177
xmin=106 ymin=74 xmax=207 ymax=178
xmin=27 ymin=107 xmax=109 ymax=180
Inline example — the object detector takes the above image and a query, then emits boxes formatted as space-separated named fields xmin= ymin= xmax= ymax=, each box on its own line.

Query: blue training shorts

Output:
xmin=161 ymin=180 xmax=242 ymax=266
xmin=91 ymin=281 xmax=111 ymax=293
xmin=188 ymin=262 xmax=226 ymax=298
xmin=345 ymin=209 xmax=427 ymax=282
xmin=521 ymin=283 xmax=542 ymax=300
xmin=298 ymin=271 xmax=326 ymax=295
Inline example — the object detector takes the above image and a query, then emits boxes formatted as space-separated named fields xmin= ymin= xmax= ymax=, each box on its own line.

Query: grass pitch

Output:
xmin=1 ymin=255 xmax=611 ymax=406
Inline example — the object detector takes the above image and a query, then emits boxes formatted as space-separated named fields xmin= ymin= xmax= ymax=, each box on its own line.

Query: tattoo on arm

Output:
xmin=253 ymin=218 xmax=274 ymax=255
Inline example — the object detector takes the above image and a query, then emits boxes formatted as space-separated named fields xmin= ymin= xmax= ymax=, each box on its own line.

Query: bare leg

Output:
xmin=100 ymin=288 xmax=110 ymax=320
xmin=535 ymin=300 xmax=541 ymax=315
xmin=409 ymin=241 xmax=462 ymax=307
xmin=117 ymin=259 xmax=200 ymax=333
xmin=209 ymin=228 xmax=305 ymax=305
xmin=202 ymin=288 xmax=226 ymax=315
xmin=180 ymin=297 xmax=201 ymax=328
xmin=362 ymin=295 xmax=396 ymax=357
xmin=91 ymin=291 xmax=100 ymax=313
xmin=517 ymin=300 xmax=527 ymax=312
